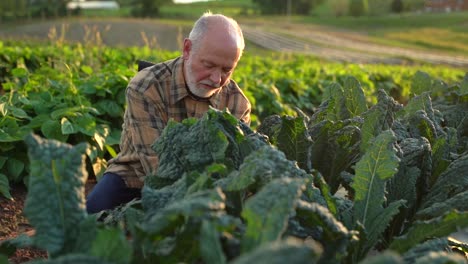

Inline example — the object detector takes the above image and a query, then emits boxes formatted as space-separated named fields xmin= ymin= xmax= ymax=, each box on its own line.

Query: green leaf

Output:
xmin=25 ymin=254 xmax=113 ymax=264
xmin=360 ymin=89 xmax=402 ymax=153
xmin=81 ymin=65 xmax=93 ymax=75
xmin=0 ymin=128 xmax=22 ymax=142
xmin=430 ymin=128 xmax=457 ymax=186
xmin=90 ymin=227 xmax=132 ymax=264
xmin=309 ymin=120 xmax=362 ymax=193
xmin=72 ymin=114 xmax=97 ymax=136
xmin=343 ymin=76 xmax=367 ymax=118
xmin=411 ymin=71 xmax=432 ymax=95
xmin=0 ymin=173 xmax=12 ymax=199
xmin=95 ymin=100 xmax=123 ymax=118
xmin=141 ymin=188 xmax=225 ymax=236
xmin=200 ymin=220 xmax=227 ymax=264
xmin=51 ymin=106 xmax=99 ymax=120
xmin=296 ymin=201 xmax=354 ymax=263
xmin=241 ymin=178 xmax=305 ymax=253
xmin=23 ymin=133 xmax=89 ymax=257
xmin=358 ymin=251 xmax=403 ymax=264
xmin=223 ymin=146 xmax=310 ymax=192
xmin=417 ymin=191 xmax=468 ymax=220
xmin=414 ymin=251 xmax=467 ymax=264
xmin=390 ymin=210 xmax=468 ymax=253
xmin=402 ymin=238 xmax=451 ymax=263
xmin=26 ymin=114 xmax=51 ymax=129
xmin=0 ymin=156 xmax=6 ymax=168
xmin=387 ymin=137 xmax=431 ymax=209
xmin=154 ymin=110 xmax=235 ymax=181
xmin=41 ymin=120 xmax=68 ymax=141
xmin=399 ymin=92 xmax=435 ymax=121
xmin=0 ymin=233 xmax=33 ymax=257
xmin=61 ymin=117 xmax=77 ymax=135
xmin=11 ymin=67 xmax=28 ymax=77
xmin=6 ymin=158 xmax=25 ymax=182
xmin=10 ymin=107 xmax=30 ymax=119
xmin=457 ymin=74 xmax=468 ymax=96
xmin=231 ymin=238 xmax=322 ymax=264
xmin=324 ymin=82 xmax=346 ymax=121
xmin=105 ymin=144 xmax=117 ymax=158
xmin=352 ymin=130 xmax=403 ymax=254
xmin=422 ymin=154 xmax=468 ymax=210
xmin=276 ymin=116 xmax=312 ymax=170
xmin=353 ymin=130 xmax=399 ymax=221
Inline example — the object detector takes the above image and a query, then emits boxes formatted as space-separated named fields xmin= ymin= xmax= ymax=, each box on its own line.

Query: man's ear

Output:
xmin=183 ymin=38 xmax=191 ymax=60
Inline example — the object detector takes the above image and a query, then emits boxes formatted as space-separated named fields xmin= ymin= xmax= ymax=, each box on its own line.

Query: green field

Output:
xmin=1 ymin=0 xmax=467 ymax=56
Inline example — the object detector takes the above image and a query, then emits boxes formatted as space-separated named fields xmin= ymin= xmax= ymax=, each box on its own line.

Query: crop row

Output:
xmin=0 ymin=40 xmax=466 ymax=198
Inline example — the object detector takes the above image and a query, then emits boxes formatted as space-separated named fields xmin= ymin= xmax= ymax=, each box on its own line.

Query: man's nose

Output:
xmin=210 ymin=69 xmax=222 ymax=85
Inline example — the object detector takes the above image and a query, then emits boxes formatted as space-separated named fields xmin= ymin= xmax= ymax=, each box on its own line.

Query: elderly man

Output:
xmin=86 ymin=12 xmax=251 ymax=213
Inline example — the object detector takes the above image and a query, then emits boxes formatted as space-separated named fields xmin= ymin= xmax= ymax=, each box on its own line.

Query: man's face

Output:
xmin=183 ymin=34 xmax=241 ymax=98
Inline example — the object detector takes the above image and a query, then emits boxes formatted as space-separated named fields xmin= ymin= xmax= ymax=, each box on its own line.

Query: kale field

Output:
xmin=0 ymin=40 xmax=468 ymax=263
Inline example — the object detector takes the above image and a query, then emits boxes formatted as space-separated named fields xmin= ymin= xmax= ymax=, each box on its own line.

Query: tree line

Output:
xmin=0 ymin=0 xmax=425 ymax=23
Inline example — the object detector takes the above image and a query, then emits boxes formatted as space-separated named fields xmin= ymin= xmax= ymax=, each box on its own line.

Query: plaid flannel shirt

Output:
xmin=105 ymin=56 xmax=251 ymax=188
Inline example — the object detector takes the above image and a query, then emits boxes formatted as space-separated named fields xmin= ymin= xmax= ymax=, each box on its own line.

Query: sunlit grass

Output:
xmin=384 ymin=28 xmax=468 ymax=54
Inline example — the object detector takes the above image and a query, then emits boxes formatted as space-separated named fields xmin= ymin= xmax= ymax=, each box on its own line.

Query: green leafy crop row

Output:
xmin=2 ymin=71 xmax=467 ymax=262
xmin=0 ymin=40 xmax=466 ymax=201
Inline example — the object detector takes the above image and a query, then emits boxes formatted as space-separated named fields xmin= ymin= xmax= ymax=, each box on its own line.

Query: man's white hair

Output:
xmin=188 ymin=12 xmax=245 ymax=53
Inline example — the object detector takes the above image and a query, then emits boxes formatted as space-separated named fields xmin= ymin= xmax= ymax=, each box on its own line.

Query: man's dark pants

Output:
xmin=86 ymin=172 xmax=141 ymax=214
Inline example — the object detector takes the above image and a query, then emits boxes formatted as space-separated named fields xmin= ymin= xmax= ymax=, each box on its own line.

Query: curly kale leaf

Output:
xmin=231 ymin=238 xmax=322 ymax=264
xmin=240 ymin=178 xmax=306 ymax=253
xmin=152 ymin=108 xmax=266 ymax=186
xmin=390 ymin=210 xmax=468 ymax=253
xmin=402 ymin=238 xmax=456 ymax=263
xmin=141 ymin=176 xmax=188 ymax=218
xmin=309 ymin=118 xmax=362 ymax=194
xmin=360 ymin=89 xmax=403 ymax=153
xmin=281 ymin=117 xmax=312 ymax=168
xmin=295 ymin=200 xmax=356 ymax=264
xmin=134 ymin=188 xmax=237 ymax=262
xmin=387 ymin=137 xmax=432 ymax=218
xmin=416 ymin=191 xmax=468 ymax=220
xmin=219 ymin=146 xmax=310 ymax=193
xmin=398 ymin=92 xmax=445 ymax=140
xmin=140 ymin=188 xmax=227 ymax=236
xmin=420 ymin=153 xmax=468 ymax=214
xmin=435 ymin=103 xmax=468 ymax=137
xmin=313 ymin=76 xmax=367 ymax=123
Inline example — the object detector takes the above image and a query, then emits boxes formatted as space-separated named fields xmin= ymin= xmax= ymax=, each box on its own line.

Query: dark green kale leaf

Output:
xmin=151 ymin=108 xmax=265 ymax=187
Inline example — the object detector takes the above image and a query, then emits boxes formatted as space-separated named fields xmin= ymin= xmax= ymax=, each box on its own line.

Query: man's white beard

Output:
xmin=185 ymin=60 xmax=221 ymax=98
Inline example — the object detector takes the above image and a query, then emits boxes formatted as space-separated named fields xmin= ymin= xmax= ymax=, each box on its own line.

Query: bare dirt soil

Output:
xmin=0 ymin=185 xmax=47 ymax=263
xmin=241 ymin=22 xmax=468 ymax=67
xmin=0 ymin=18 xmax=190 ymax=51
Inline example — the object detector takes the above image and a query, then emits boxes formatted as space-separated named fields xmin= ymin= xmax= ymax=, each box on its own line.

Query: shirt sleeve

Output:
xmin=125 ymin=81 xmax=167 ymax=176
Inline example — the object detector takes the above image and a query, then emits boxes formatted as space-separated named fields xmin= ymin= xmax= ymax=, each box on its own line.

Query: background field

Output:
xmin=1 ymin=0 xmax=467 ymax=60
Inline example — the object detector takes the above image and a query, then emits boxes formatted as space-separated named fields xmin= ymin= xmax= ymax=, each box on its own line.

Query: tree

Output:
xmin=131 ymin=0 xmax=173 ymax=18
xmin=252 ymin=0 xmax=324 ymax=15
xmin=391 ymin=0 xmax=404 ymax=13
xmin=349 ymin=0 xmax=369 ymax=16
